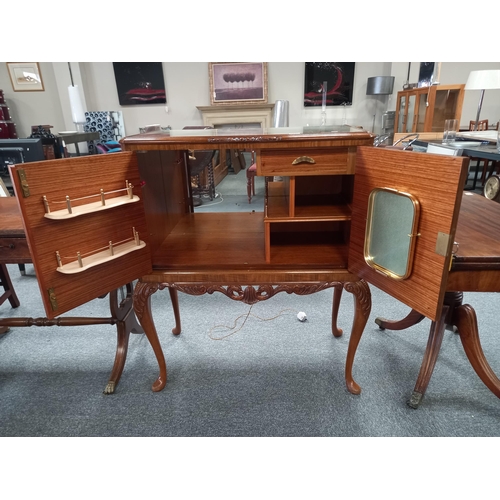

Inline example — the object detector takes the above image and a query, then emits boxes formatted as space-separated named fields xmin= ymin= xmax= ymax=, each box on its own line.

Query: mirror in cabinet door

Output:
xmin=9 ymin=152 xmax=153 ymax=318
xmin=347 ymin=146 xmax=469 ymax=323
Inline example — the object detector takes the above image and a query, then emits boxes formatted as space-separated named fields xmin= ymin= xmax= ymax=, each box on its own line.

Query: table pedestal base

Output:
xmin=0 ymin=283 xmax=142 ymax=394
xmin=376 ymin=291 xmax=500 ymax=408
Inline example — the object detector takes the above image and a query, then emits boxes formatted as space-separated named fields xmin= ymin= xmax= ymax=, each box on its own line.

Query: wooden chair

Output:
xmin=469 ymin=119 xmax=489 ymax=131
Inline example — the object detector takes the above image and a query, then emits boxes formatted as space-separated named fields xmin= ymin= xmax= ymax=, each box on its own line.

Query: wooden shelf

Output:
xmin=57 ymin=239 xmax=146 ymax=275
xmin=45 ymin=194 xmax=140 ymax=220
xmin=263 ymin=173 xmax=353 ymax=263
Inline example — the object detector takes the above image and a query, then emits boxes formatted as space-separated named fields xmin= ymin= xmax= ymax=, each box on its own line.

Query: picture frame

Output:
xmin=7 ymin=62 xmax=44 ymax=92
xmin=304 ymin=62 xmax=355 ymax=107
xmin=112 ymin=62 xmax=167 ymax=106
xmin=209 ymin=62 xmax=268 ymax=105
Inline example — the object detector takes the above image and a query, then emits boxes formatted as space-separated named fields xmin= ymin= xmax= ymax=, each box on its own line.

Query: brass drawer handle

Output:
xmin=292 ymin=156 xmax=316 ymax=165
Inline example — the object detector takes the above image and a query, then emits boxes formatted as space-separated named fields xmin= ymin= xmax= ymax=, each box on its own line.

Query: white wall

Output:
xmin=1 ymin=62 xmax=499 ymax=139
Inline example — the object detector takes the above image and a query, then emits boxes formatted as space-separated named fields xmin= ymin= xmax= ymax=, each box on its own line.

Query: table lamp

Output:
xmin=366 ymin=76 xmax=395 ymax=133
xmin=465 ymin=69 xmax=500 ymax=130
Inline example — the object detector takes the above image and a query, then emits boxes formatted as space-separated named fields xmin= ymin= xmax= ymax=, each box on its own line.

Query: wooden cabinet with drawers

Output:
xmin=8 ymin=127 xmax=469 ymax=394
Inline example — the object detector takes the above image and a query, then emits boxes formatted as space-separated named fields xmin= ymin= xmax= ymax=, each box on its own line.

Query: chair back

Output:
xmin=469 ymin=120 xmax=488 ymax=131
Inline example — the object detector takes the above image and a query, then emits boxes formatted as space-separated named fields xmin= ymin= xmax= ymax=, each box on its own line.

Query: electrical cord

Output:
xmin=208 ymin=305 xmax=304 ymax=340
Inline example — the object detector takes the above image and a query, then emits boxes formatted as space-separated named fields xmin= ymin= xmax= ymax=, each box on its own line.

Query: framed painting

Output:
xmin=7 ymin=62 xmax=44 ymax=92
xmin=209 ymin=62 xmax=268 ymax=105
xmin=418 ymin=62 xmax=437 ymax=88
xmin=112 ymin=62 xmax=166 ymax=105
xmin=304 ymin=62 xmax=355 ymax=107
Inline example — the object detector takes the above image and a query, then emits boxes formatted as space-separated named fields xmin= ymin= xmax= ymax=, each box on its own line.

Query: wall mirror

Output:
xmin=364 ymin=187 xmax=420 ymax=279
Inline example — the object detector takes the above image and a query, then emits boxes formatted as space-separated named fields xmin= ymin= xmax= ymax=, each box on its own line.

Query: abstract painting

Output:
xmin=304 ymin=62 xmax=355 ymax=107
xmin=112 ymin=62 xmax=166 ymax=105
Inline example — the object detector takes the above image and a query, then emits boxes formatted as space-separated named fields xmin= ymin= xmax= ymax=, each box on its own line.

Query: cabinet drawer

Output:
xmin=257 ymin=148 xmax=352 ymax=176
xmin=0 ymin=237 xmax=31 ymax=263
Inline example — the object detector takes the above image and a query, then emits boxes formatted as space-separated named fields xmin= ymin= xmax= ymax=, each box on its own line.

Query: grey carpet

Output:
xmin=1 ymin=263 xmax=499 ymax=437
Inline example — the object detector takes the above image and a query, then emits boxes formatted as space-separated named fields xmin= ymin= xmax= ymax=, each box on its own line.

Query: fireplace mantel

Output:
xmin=196 ymin=104 xmax=274 ymax=129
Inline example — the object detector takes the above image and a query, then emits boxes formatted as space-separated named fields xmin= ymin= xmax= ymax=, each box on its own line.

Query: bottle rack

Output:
xmin=55 ymin=227 xmax=145 ymax=274
xmin=43 ymin=180 xmax=139 ymax=220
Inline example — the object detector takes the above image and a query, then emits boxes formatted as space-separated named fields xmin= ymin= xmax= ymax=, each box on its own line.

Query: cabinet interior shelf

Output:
xmin=44 ymin=194 xmax=140 ymax=220
xmin=265 ymin=181 xmax=352 ymax=221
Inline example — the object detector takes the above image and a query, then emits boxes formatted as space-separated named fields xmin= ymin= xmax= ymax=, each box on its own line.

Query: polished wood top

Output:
xmin=121 ymin=128 xmax=375 ymax=151
xmin=0 ymin=196 xmax=24 ymax=236
xmin=453 ymin=192 xmax=500 ymax=266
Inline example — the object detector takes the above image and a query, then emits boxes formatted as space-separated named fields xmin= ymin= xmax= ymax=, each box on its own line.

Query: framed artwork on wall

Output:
xmin=209 ymin=62 xmax=268 ymax=105
xmin=112 ymin=63 xmax=166 ymax=105
xmin=304 ymin=62 xmax=355 ymax=107
xmin=418 ymin=62 xmax=436 ymax=88
xmin=7 ymin=62 xmax=44 ymax=92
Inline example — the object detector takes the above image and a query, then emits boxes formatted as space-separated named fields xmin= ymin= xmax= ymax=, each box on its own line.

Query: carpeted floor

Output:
xmin=1 ymin=262 xmax=499 ymax=438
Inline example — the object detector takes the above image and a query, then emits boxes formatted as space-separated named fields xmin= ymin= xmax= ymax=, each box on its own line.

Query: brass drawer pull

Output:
xmin=292 ymin=156 xmax=316 ymax=165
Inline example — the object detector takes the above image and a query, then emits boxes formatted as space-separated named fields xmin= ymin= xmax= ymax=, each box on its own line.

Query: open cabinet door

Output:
xmin=9 ymin=152 xmax=152 ymax=319
xmin=348 ymin=146 xmax=468 ymax=322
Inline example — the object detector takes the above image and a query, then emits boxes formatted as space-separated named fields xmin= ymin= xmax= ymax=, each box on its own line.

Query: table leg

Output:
xmin=331 ymin=283 xmax=343 ymax=337
xmin=168 ymin=286 xmax=181 ymax=335
xmin=344 ymin=280 xmax=372 ymax=395
xmin=0 ymin=263 xmax=20 ymax=308
xmin=454 ymin=304 xmax=500 ymax=398
xmin=375 ymin=308 xmax=425 ymax=331
xmin=103 ymin=283 xmax=144 ymax=395
xmin=133 ymin=281 xmax=167 ymax=392
xmin=408 ymin=305 xmax=448 ymax=408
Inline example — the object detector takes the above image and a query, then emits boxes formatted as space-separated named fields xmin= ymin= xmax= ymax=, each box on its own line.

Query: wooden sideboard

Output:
xmin=8 ymin=127 xmax=469 ymax=396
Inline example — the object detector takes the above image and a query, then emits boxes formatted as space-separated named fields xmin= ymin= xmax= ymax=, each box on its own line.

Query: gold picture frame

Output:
xmin=209 ymin=62 xmax=267 ymax=105
xmin=7 ymin=62 xmax=44 ymax=92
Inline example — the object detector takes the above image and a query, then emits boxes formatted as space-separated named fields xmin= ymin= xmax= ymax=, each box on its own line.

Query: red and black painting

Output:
xmin=304 ymin=62 xmax=355 ymax=107
xmin=113 ymin=62 xmax=166 ymax=105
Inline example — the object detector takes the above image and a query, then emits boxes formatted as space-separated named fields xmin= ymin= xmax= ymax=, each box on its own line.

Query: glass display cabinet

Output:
xmin=394 ymin=84 xmax=465 ymax=134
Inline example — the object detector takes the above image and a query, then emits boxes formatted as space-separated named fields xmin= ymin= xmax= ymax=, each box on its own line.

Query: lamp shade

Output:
xmin=366 ymin=76 xmax=395 ymax=95
xmin=465 ymin=70 xmax=500 ymax=90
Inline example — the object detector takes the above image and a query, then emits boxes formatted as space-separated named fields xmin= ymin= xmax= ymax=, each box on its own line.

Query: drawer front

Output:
xmin=0 ymin=237 xmax=31 ymax=263
xmin=258 ymin=148 xmax=351 ymax=176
